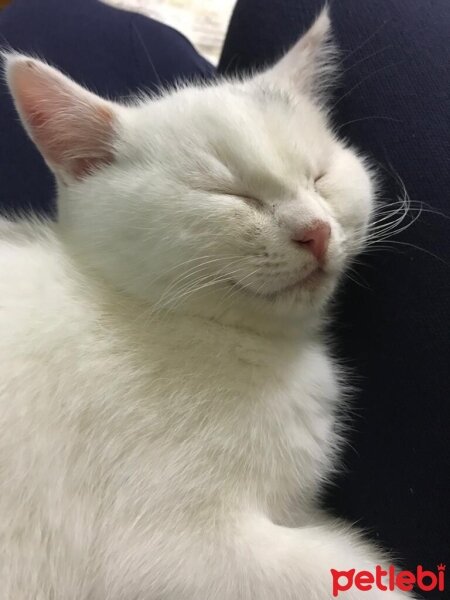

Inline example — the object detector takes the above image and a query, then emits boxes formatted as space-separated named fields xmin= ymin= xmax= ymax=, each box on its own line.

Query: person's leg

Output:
xmin=0 ymin=0 xmax=214 ymax=216
xmin=221 ymin=0 xmax=450 ymax=583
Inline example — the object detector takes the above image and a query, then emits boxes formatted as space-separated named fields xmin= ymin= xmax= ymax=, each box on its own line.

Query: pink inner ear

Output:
xmin=8 ymin=57 xmax=116 ymax=180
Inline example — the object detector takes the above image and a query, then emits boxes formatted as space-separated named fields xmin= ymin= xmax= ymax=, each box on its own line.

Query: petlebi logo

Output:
xmin=330 ymin=564 xmax=446 ymax=597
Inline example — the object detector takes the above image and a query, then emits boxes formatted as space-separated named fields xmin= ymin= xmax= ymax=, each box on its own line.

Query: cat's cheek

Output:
xmin=319 ymin=163 xmax=373 ymax=243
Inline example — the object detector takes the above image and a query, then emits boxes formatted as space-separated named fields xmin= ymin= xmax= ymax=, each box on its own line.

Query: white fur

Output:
xmin=0 ymin=12 xmax=414 ymax=599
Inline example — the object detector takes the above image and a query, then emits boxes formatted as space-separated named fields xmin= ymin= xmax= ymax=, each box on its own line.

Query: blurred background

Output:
xmin=105 ymin=0 xmax=234 ymax=63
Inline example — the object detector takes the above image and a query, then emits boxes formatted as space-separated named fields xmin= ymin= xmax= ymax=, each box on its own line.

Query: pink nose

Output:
xmin=291 ymin=221 xmax=331 ymax=263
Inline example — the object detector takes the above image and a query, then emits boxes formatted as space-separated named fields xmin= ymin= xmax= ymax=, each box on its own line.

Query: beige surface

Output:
xmin=104 ymin=0 xmax=235 ymax=64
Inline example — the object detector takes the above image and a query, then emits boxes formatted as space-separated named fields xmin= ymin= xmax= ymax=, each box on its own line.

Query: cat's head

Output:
xmin=5 ymin=10 xmax=374 ymax=332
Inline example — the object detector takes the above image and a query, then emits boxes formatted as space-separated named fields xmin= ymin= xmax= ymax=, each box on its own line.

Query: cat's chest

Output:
xmin=131 ymin=327 xmax=339 ymax=497
xmin=24 ymin=310 xmax=339 ymax=514
xmin=152 ymin=325 xmax=337 ymax=416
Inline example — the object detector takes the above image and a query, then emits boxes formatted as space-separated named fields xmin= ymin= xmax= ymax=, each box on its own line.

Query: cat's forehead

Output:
xmin=170 ymin=82 xmax=326 ymax=131
xmin=136 ymin=82 xmax=333 ymax=172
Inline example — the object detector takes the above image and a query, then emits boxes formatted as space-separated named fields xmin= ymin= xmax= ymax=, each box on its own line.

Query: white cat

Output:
xmin=0 ymin=11 xmax=415 ymax=600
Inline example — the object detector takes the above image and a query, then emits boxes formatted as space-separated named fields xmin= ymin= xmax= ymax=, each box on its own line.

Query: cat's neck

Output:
xmin=90 ymin=274 xmax=323 ymax=345
xmin=163 ymin=286 xmax=323 ymax=340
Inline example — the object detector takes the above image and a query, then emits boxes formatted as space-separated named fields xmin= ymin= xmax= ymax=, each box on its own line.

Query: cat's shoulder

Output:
xmin=0 ymin=214 xmax=50 ymax=238
xmin=0 ymin=215 xmax=59 ymax=257
xmin=0 ymin=216 xmax=87 ymax=333
xmin=0 ymin=216 xmax=67 ymax=287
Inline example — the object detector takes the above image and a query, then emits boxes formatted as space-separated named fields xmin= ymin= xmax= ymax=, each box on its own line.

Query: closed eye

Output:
xmin=313 ymin=173 xmax=327 ymax=192
xmin=314 ymin=173 xmax=326 ymax=185
xmin=210 ymin=188 xmax=262 ymax=209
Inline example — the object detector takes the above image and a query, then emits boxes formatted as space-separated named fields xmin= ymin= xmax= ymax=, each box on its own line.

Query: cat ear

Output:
xmin=5 ymin=54 xmax=119 ymax=183
xmin=261 ymin=8 xmax=336 ymax=99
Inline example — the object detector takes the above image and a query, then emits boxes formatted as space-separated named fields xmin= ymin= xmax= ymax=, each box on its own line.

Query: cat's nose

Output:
xmin=291 ymin=221 xmax=331 ymax=263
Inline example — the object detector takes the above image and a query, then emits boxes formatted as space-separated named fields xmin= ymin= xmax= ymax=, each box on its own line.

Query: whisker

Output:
xmin=156 ymin=256 xmax=245 ymax=307
xmin=365 ymin=240 xmax=449 ymax=265
xmin=343 ymin=270 xmax=371 ymax=291
xmin=340 ymin=45 xmax=393 ymax=78
xmin=131 ymin=22 xmax=163 ymax=89
xmin=331 ymin=61 xmax=403 ymax=110
xmin=338 ymin=115 xmax=401 ymax=131
xmin=340 ymin=20 xmax=391 ymax=66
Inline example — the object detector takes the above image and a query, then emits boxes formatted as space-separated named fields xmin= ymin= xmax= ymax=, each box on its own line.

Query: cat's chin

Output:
xmin=231 ymin=268 xmax=337 ymax=305
xmin=266 ymin=267 xmax=329 ymax=298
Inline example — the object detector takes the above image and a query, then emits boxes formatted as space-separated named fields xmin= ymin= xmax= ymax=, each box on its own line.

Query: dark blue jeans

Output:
xmin=1 ymin=1 xmax=448 ymax=594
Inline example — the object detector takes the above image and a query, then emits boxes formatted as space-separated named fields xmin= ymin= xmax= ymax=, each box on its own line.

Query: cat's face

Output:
xmin=5 ymin=10 xmax=374 ymax=326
